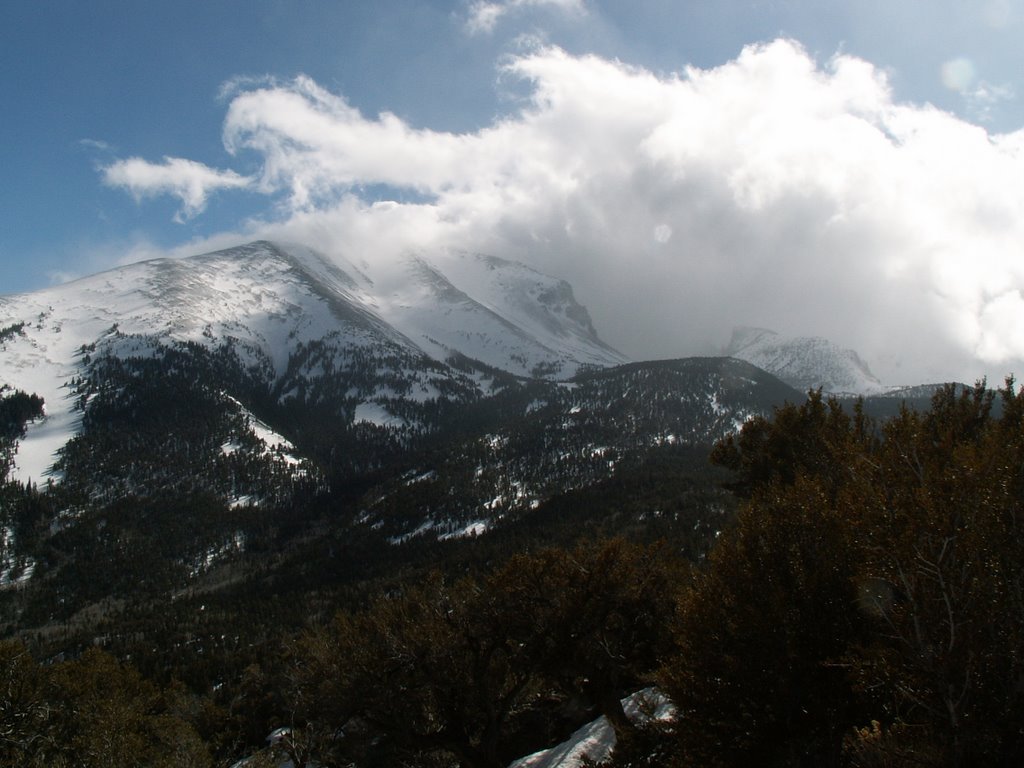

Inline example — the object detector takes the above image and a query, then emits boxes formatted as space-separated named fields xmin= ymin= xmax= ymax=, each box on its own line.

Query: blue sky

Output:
xmin=3 ymin=1 xmax=1024 ymax=383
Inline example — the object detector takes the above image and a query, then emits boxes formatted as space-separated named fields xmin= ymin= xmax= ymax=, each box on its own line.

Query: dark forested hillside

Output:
xmin=0 ymin=337 xmax=792 ymax=765
xmin=0 ymin=344 xmax=796 ymax=634
xmin=2 ymin=368 xmax=1019 ymax=766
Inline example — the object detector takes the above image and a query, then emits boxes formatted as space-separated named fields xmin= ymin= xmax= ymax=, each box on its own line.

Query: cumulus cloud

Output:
xmin=221 ymin=76 xmax=476 ymax=209
xmin=102 ymin=156 xmax=252 ymax=222
xmin=108 ymin=39 xmax=1024 ymax=385
xmin=463 ymin=0 xmax=586 ymax=35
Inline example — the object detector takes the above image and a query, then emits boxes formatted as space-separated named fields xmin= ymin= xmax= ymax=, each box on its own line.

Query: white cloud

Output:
xmin=102 ymin=156 xmax=252 ymax=222
xmin=221 ymin=76 xmax=476 ymax=209
xmin=967 ymin=80 xmax=1016 ymax=122
xmin=463 ymin=0 xmax=586 ymax=35
xmin=941 ymin=55 xmax=1015 ymax=123
xmin=107 ymin=40 xmax=1024 ymax=386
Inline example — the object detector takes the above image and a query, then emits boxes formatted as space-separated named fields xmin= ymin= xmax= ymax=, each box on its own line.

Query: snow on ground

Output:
xmin=0 ymin=242 xmax=374 ymax=486
xmin=402 ymin=469 xmax=438 ymax=485
xmin=229 ymin=495 xmax=256 ymax=510
xmin=247 ymin=415 xmax=299 ymax=460
xmin=353 ymin=401 xmax=408 ymax=428
xmin=229 ymin=689 xmax=669 ymax=768
xmin=438 ymin=519 xmax=489 ymax=540
xmin=387 ymin=518 xmax=437 ymax=545
xmin=388 ymin=517 xmax=491 ymax=544
xmin=369 ymin=251 xmax=626 ymax=380
xmin=508 ymin=689 xmax=673 ymax=768
xmin=0 ymin=525 xmax=35 ymax=589
xmin=0 ymin=318 xmax=94 ymax=486
xmin=426 ymin=249 xmax=628 ymax=372
xmin=10 ymin=408 xmax=78 ymax=485
xmin=222 ymin=394 xmax=305 ymax=471
xmin=726 ymin=326 xmax=887 ymax=395
xmin=190 ymin=532 xmax=246 ymax=577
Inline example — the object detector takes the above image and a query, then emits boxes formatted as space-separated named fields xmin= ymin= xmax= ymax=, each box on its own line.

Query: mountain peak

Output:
xmin=0 ymin=240 xmax=625 ymax=482
xmin=725 ymin=326 xmax=884 ymax=395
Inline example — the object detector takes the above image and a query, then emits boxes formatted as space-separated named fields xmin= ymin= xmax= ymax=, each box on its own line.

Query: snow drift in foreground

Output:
xmin=509 ymin=689 xmax=673 ymax=768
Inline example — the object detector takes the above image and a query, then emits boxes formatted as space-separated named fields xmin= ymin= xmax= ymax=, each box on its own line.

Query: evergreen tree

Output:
xmin=289 ymin=539 xmax=684 ymax=768
xmin=658 ymin=380 xmax=1024 ymax=767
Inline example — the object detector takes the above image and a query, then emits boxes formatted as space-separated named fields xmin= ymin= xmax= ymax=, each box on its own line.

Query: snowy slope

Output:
xmin=317 ymin=244 xmax=627 ymax=379
xmin=0 ymin=242 xmax=401 ymax=484
xmin=725 ymin=326 xmax=885 ymax=395
xmin=0 ymin=241 xmax=625 ymax=482
xmin=509 ymin=689 xmax=673 ymax=768
xmin=419 ymin=249 xmax=627 ymax=375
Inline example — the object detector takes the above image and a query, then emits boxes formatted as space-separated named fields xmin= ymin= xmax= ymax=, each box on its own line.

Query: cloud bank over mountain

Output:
xmin=102 ymin=39 xmax=1024 ymax=386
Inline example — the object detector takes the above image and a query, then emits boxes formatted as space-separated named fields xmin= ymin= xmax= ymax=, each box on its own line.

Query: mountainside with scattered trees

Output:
xmin=1 ymin=381 xmax=1022 ymax=767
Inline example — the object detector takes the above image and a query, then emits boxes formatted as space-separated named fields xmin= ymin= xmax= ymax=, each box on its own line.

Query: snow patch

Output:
xmin=0 ymin=525 xmax=35 ymax=589
xmin=508 ymin=689 xmax=673 ymax=768
xmin=388 ymin=518 xmax=437 ymax=545
xmin=403 ymin=469 xmax=438 ymax=485
xmin=354 ymin=401 xmax=408 ymax=428
xmin=439 ymin=520 xmax=489 ymax=540
xmin=191 ymin=531 xmax=246 ymax=577
xmin=10 ymin=409 xmax=76 ymax=485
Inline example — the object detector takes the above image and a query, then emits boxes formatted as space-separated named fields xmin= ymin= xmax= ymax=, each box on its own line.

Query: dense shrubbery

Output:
xmin=656 ymin=381 xmax=1024 ymax=767
xmin=0 ymin=538 xmax=686 ymax=767
xmin=0 ymin=642 xmax=210 ymax=767
xmin=271 ymin=538 xmax=684 ymax=768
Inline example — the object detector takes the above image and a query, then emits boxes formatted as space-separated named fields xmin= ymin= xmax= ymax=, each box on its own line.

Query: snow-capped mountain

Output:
xmin=371 ymin=249 xmax=624 ymax=379
xmin=0 ymin=240 xmax=625 ymax=484
xmin=724 ymin=326 xmax=885 ymax=395
xmin=0 ymin=238 xmax=804 ymax=618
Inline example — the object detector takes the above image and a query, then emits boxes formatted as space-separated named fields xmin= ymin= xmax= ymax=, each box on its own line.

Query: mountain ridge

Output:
xmin=0 ymin=240 xmax=625 ymax=484
xmin=724 ymin=325 xmax=885 ymax=395
xmin=0 ymin=240 xmax=810 ymax=624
